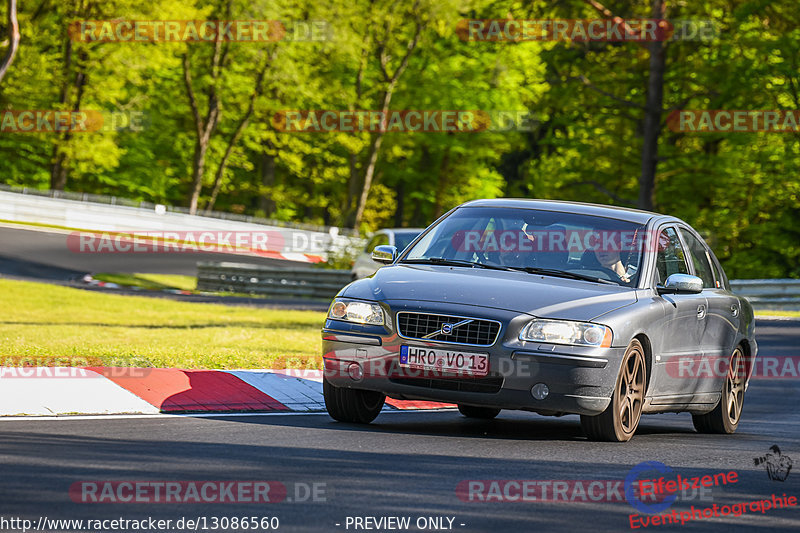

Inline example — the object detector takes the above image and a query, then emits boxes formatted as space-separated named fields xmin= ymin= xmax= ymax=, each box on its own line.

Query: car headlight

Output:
xmin=520 ymin=319 xmax=612 ymax=347
xmin=328 ymin=299 xmax=385 ymax=325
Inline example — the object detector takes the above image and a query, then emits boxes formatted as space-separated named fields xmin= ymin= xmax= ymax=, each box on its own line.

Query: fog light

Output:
xmin=348 ymin=363 xmax=363 ymax=381
xmin=531 ymin=383 xmax=549 ymax=400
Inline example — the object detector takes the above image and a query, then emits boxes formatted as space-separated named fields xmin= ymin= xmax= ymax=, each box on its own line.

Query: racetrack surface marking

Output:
xmin=0 ymin=368 xmax=454 ymax=416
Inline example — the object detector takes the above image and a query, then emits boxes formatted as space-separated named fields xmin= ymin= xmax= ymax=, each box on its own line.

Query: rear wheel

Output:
xmin=323 ymin=376 xmax=385 ymax=424
xmin=581 ymin=339 xmax=646 ymax=442
xmin=692 ymin=346 xmax=745 ymax=434
xmin=457 ymin=404 xmax=501 ymax=419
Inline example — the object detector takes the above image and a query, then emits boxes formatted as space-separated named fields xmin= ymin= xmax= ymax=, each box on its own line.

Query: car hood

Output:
xmin=340 ymin=264 xmax=638 ymax=322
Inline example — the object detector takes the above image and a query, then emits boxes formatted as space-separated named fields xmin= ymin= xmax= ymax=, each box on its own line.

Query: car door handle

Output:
xmin=697 ymin=304 xmax=707 ymax=320
xmin=731 ymin=304 xmax=739 ymax=317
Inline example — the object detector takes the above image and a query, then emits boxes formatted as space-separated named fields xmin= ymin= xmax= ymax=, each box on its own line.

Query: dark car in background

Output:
xmin=322 ymin=199 xmax=757 ymax=442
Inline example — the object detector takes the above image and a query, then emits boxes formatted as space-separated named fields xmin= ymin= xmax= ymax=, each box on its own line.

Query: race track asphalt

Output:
xmin=0 ymin=225 xmax=301 ymax=280
xmin=0 ymin=225 xmax=331 ymax=310
xmin=1 ymin=318 xmax=798 ymax=532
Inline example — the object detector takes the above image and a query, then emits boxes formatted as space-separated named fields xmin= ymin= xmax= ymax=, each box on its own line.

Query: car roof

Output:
xmin=460 ymin=198 xmax=666 ymax=225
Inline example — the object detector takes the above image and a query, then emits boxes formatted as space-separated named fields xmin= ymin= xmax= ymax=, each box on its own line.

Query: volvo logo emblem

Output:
xmin=422 ymin=318 xmax=473 ymax=340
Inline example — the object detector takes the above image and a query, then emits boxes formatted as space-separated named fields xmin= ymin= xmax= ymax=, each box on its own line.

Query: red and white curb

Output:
xmin=0 ymin=368 xmax=452 ymax=416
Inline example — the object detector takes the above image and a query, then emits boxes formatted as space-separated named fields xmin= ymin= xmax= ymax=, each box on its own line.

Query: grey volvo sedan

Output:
xmin=321 ymin=199 xmax=757 ymax=441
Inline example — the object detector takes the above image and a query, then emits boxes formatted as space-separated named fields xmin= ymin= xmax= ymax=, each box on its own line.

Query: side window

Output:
xmin=365 ymin=233 xmax=389 ymax=254
xmin=679 ymin=229 xmax=715 ymax=288
xmin=654 ymin=227 xmax=689 ymax=284
xmin=708 ymin=250 xmax=728 ymax=290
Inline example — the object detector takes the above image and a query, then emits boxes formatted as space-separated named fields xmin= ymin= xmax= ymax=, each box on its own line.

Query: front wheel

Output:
xmin=692 ymin=346 xmax=745 ymax=434
xmin=581 ymin=339 xmax=646 ymax=442
xmin=323 ymin=376 xmax=385 ymax=424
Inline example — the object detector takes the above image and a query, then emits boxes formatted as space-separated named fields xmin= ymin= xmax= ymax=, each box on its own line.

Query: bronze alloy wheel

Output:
xmin=725 ymin=347 xmax=745 ymax=425
xmin=693 ymin=346 xmax=746 ymax=434
xmin=581 ymin=339 xmax=646 ymax=442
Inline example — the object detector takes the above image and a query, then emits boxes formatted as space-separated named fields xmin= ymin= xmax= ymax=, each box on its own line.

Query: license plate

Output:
xmin=399 ymin=345 xmax=489 ymax=376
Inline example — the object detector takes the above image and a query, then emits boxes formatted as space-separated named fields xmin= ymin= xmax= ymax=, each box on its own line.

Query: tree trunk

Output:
xmin=182 ymin=0 xmax=229 ymax=214
xmin=409 ymin=146 xmax=431 ymax=226
xmin=393 ymin=180 xmax=405 ymax=227
xmin=258 ymin=143 xmax=276 ymax=217
xmin=351 ymin=11 xmax=424 ymax=229
xmin=342 ymin=152 xmax=361 ymax=227
xmin=0 ymin=0 xmax=20 ymax=85
xmin=183 ymin=51 xmax=220 ymax=214
xmin=352 ymin=86 xmax=394 ymax=228
xmin=50 ymin=155 xmax=68 ymax=190
xmin=50 ymin=44 xmax=86 ymax=191
xmin=203 ymin=109 xmax=249 ymax=213
xmin=204 ymin=59 xmax=269 ymax=213
xmin=432 ymin=147 xmax=451 ymax=219
xmin=637 ymin=0 xmax=667 ymax=211
xmin=189 ymin=140 xmax=209 ymax=214
xmin=341 ymin=41 xmax=371 ymax=227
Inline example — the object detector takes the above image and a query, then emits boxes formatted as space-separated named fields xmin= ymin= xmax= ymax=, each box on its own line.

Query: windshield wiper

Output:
xmin=400 ymin=259 xmax=619 ymax=285
xmin=400 ymin=257 xmax=513 ymax=272
xmin=505 ymin=266 xmax=618 ymax=285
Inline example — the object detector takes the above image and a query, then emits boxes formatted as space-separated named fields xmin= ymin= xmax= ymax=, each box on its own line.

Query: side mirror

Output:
xmin=658 ymin=273 xmax=703 ymax=295
xmin=371 ymin=245 xmax=398 ymax=264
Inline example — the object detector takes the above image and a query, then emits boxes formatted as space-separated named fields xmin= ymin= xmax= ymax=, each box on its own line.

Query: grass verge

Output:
xmin=0 ymin=278 xmax=324 ymax=369
xmin=755 ymin=310 xmax=800 ymax=318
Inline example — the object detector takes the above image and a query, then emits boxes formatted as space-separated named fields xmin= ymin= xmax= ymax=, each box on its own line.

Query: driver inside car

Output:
xmin=593 ymin=248 xmax=636 ymax=283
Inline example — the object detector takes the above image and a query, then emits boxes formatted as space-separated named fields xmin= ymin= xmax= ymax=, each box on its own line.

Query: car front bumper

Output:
xmin=321 ymin=301 xmax=627 ymax=416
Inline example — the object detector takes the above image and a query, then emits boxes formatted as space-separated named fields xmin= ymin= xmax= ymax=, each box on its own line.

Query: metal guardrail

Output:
xmin=0 ymin=184 xmax=360 ymax=236
xmin=197 ymin=262 xmax=351 ymax=299
xmin=730 ymin=279 xmax=800 ymax=311
xmin=197 ymin=262 xmax=800 ymax=310
xmin=0 ymin=187 xmax=366 ymax=263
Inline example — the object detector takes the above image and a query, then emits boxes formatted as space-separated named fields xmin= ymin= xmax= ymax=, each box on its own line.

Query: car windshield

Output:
xmin=401 ymin=206 xmax=646 ymax=286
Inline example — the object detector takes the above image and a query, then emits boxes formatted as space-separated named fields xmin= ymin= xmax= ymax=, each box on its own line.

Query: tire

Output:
xmin=581 ymin=339 xmax=646 ymax=442
xmin=692 ymin=346 xmax=745 ymax=434
xmin=323 ymin=376 xmax=385 ymax=424
xmin=458 ymin=404 xmax=501 ymax=419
